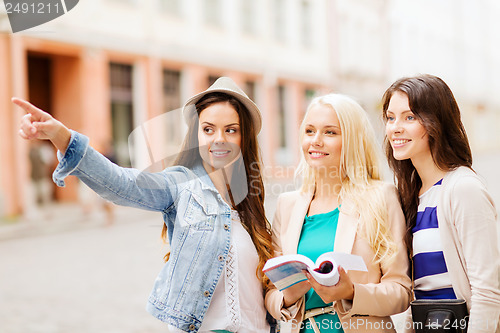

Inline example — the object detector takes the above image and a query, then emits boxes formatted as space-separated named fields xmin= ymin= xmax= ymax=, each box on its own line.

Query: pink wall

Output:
xmin=0 ymin=35 xmax=20 ymax=216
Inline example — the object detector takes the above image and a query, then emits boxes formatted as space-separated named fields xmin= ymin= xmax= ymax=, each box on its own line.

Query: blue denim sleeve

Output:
xmin=53 ymin=130 xmax=89 ymax=187
xmin=52 ymin=130 xmax=180 ymax=212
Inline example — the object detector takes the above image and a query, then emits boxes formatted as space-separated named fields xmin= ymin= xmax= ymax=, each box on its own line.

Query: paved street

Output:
xmin=0 ymin=207 xmax=169 ymax=333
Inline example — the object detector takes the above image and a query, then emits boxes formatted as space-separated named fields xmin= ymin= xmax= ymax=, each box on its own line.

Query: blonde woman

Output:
xmin=265 ymin=94 xmax=411 ymax=333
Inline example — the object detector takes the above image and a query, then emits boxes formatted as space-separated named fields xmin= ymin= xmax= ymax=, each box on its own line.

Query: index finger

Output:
xmin=12 ymin=97 xmax=45 ymax=116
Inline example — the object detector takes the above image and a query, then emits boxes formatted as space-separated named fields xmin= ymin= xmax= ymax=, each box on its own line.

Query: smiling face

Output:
xmin=197 ymin=101 xmax=241 ymax=170
xmin=301 ymin=104 xmax=343 ymax=174
xmin=385 ymin=91 xmax=430 ymax=163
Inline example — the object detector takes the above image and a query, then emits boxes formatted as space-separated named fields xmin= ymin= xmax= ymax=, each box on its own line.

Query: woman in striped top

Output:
xmin=382 ymin=74 xmax=500 ymax=332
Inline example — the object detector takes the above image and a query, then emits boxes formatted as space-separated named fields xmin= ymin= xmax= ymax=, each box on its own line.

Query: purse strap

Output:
xmin=409 ymin=254 xmax=416 ymax=301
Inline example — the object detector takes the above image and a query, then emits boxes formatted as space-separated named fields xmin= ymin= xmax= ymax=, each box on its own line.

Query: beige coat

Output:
xmin=265 ymin=183 xmax=412 ymax=333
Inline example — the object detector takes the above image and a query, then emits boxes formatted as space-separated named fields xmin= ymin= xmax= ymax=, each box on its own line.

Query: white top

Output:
xmin=413 ymin=179 xmax=455 ymax=299
xmin=169 ymin=210 xmax=270 ymax=333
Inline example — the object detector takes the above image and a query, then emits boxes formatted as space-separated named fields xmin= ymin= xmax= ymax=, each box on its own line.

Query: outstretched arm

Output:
xmin=13 ymin=97 xmax=180 ymax=213
xmin=14 ymin=97 xmax=71 ymax=153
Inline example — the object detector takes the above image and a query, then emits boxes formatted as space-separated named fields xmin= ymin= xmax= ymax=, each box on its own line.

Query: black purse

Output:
xmin=410 ymin=299 xmax=469 ymax=333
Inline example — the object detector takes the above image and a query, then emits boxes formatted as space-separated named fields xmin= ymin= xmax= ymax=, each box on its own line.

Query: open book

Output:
xmin=263 ymin=252 xmax=367 ymax=291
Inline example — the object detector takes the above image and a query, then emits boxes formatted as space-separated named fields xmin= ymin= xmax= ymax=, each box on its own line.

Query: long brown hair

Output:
xmin=381 ymin=74 xmax=472 ymax=251
xmin=161 ymin=92 xmax=273 ymax=288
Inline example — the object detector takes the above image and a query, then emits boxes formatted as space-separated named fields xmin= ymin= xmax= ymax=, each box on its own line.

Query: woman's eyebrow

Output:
xmin=200 ymin=121 xmax=240 ymax=127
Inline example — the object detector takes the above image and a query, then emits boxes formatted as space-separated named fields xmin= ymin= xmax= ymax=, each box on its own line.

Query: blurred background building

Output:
xmin=1 ymin=0 xmax=499 ymax=218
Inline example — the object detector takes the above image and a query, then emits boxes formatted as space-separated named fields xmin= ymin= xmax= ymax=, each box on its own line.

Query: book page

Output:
xmin=319 ymin=252 xmax=367 ymax=272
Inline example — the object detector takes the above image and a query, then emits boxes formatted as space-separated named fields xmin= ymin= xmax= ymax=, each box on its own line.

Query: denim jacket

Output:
xmin=53 ymin=131 xmax=235 ymax=332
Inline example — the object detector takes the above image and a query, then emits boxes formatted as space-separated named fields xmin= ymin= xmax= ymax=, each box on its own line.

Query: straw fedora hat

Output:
xmin=182 ymin=77 xmax=262 ymax=133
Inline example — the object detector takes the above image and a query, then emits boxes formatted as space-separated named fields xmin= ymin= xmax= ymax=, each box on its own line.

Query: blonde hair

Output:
xmin=295 ymin=94 xmax=397 ymax=266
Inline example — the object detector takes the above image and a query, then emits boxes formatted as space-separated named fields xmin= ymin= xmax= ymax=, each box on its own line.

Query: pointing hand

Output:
xmin=13 ymin=97 xmax=71 ymax=153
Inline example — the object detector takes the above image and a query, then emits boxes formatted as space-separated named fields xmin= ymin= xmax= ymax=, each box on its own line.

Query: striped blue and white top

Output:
xmin=412 ymin=179 xmax=456 ymax=300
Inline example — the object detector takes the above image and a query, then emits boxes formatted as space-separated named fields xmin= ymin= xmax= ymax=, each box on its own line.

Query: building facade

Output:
xmin=1 ymin=0 xmax=499 ymax=218
xmin=0 ymin=0 xmax=331 ymax=216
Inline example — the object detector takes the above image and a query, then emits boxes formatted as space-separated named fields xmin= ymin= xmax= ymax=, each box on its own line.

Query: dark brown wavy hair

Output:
xmin=381 ymin=74 xmax=472 ymax=252
xmin=161 ymin=92 xmax=273 ymax=288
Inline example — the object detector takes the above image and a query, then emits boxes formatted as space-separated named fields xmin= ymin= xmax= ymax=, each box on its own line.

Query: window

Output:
xmin=163 ymin=69 xmax=181 ymax=112
xmin=163 ymin=69 xmax=182 ymax=143
xmin=244 ymin=80 xmax=256 ymax=102
xmin=303 ymin=88 xmax=316 ymax=119
xmin=204 ymin=0 xmax=222 ymax=27
xmin=305 ymin=88 xmax=316 ymax=104
xmin=160 ymin=0 xmax=181 ymax=16
xmin=241 ymin=1 xmax=256 ymax=35
xmin=208 ymin=75 xmax=220 ymax=87
xmin=300 ymin=0 xmax=312 ymax=47
xmin=110 ymin=62 xmax=134 ymax=167
xmin=278 ymin=85 xmax=287 ymax=148
xmin=274 ymin=0 xmax=286 ymax=42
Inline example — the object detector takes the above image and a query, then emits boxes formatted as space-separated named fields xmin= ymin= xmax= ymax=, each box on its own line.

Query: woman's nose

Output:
xmin=214 ymin=130 xmax=226 ymax=143
xmin=312 ymin=133 xmax=323 ymax=146
xmin=388 ymin=119 xmax=403 ymax=134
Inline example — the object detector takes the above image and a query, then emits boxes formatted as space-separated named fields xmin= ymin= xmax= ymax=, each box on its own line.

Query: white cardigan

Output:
xmin=407 ymin=166 xmax=500 ymax=333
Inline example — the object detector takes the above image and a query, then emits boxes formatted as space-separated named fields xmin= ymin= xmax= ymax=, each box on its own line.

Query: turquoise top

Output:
xmin=297 ymin=208 xmax=344 ymax=333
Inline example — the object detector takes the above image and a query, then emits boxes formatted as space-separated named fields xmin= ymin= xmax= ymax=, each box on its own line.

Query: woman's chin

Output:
xmin=204 ymin=158 xmax=233 ymax=170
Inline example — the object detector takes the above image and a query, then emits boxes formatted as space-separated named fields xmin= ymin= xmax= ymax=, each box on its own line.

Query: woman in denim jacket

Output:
xmin=14 ymin=77 xmax=274 ymax=333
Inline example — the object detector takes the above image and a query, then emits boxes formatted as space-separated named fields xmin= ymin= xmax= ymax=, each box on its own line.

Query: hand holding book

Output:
xmin=263 ymin=252 xmax=367 ymax=291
